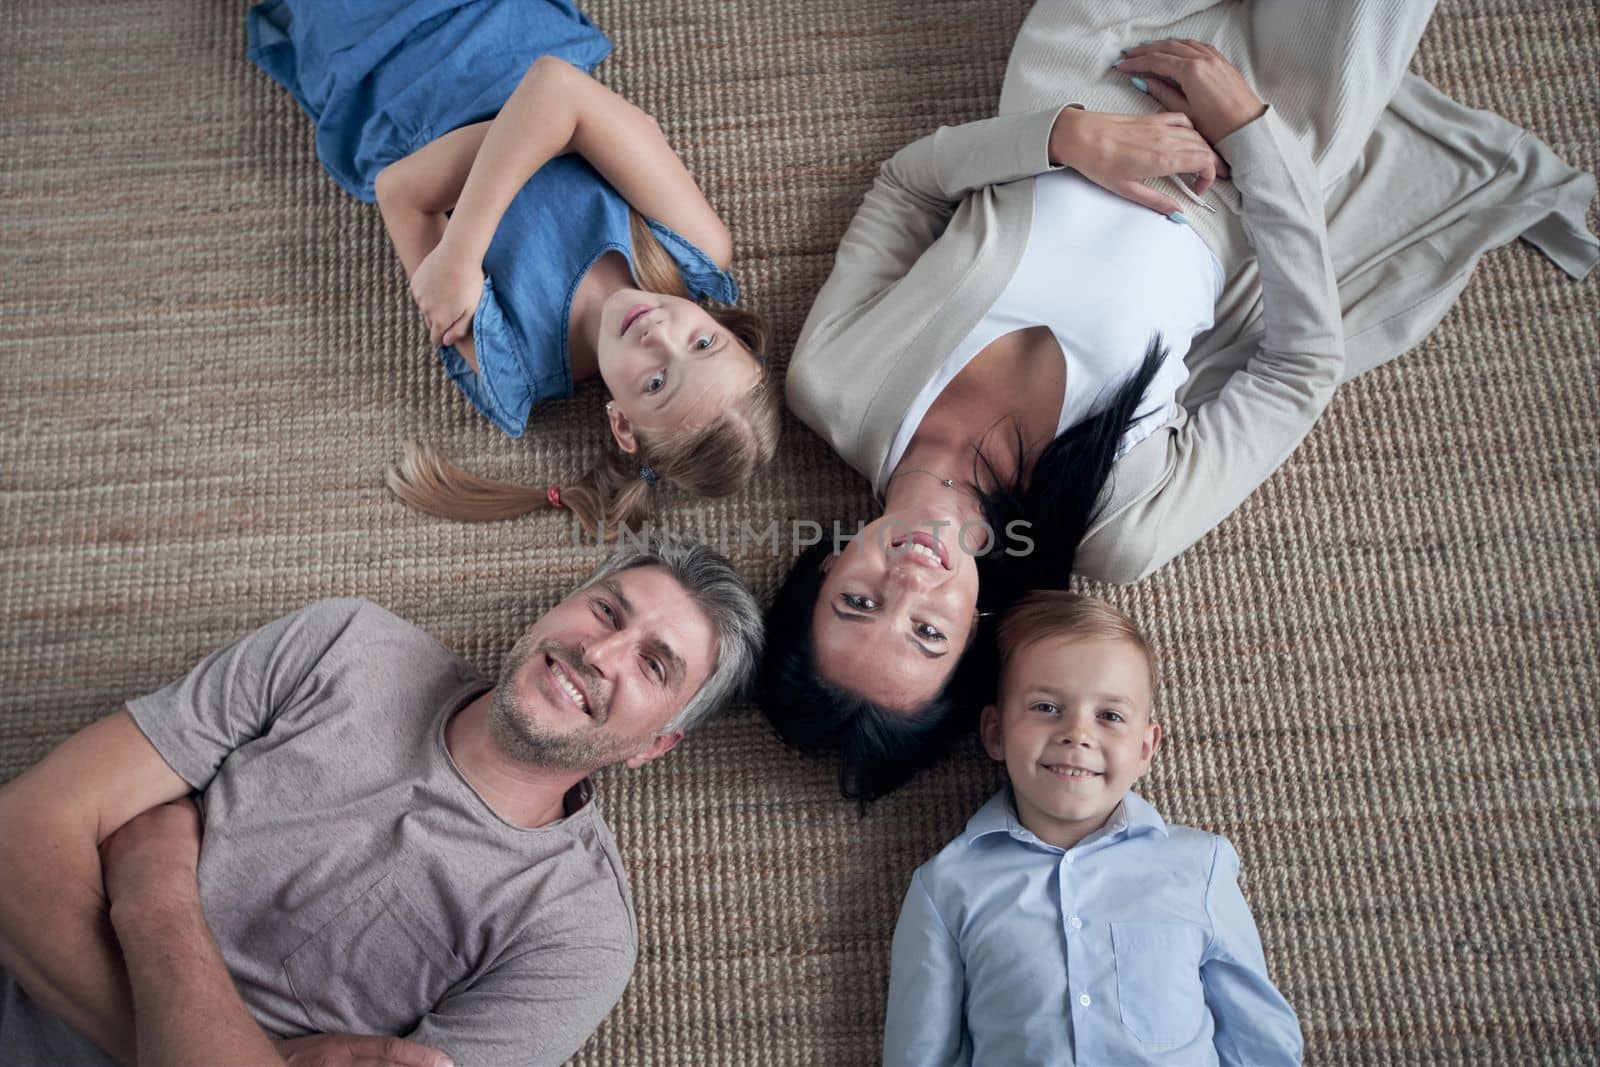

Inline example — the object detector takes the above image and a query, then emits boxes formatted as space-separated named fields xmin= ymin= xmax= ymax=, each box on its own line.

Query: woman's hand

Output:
xmin=1049 ymin=107 xmax=1223 ymax=215
xmin=1115 ymin=40 xmax=1266 ymax=151
xmin=410 ymin=240 xmax=483 ymax=347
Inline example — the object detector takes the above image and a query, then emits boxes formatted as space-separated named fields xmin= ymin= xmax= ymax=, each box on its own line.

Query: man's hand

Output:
xmin=1048 ymin=108 xmax=1223 ymax=215
xmin=275 ymin=1032 xmax=455 ymax=1067
xmin=1115 ymin=39 xmax=1267 ymax=150
xmin=409 ymin=240 xmax=483 ymax=348
xmin=99 ymin=797 xmax=203 ymax=913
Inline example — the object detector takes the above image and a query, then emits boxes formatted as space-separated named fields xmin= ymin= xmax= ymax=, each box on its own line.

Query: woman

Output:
xmin=761 ymin=1 xmax=1596 ymax=803
xmin=247 ymin=0 xmax=781 ymax=533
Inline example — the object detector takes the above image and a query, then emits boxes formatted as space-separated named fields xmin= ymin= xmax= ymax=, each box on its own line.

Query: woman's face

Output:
xmin=810 ymin=510 xmax=982 ymax=712
xmin=596 ymin=289 xmax=761 ymax=440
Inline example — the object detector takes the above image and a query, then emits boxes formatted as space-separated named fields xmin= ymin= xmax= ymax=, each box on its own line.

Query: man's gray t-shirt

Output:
xmin=7 ymin=599 xmax=637 ymax=1067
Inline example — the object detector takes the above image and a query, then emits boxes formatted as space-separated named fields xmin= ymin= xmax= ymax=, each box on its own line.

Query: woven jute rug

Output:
xmin=2 ymin=2 xmax=1596 ymax=1064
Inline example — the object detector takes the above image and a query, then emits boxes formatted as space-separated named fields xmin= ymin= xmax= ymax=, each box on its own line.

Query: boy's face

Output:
xmin=981 ymin=635 xmax=1161 ymax=851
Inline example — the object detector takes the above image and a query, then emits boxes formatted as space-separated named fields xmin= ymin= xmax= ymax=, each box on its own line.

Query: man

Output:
xmin=0 ymin=536 xmax=762 ymax=1066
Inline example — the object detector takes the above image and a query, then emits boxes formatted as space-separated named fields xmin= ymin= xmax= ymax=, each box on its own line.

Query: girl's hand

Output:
xmin=1115 ymin=40 xmax=1266 ymax=151
xmin=410 ymin=241 xmax=483 ymax=347
xmin=1049 ymin=107 xmax=1223 ymax=215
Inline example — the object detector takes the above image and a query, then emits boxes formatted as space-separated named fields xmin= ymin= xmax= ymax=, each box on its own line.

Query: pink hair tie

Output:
xmin=546 ymin=486 xmax=563 ymax=510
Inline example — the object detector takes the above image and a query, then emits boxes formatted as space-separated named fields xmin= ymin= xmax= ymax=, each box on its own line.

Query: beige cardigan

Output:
xmin=786 ymin=0 xmax=1597 ymax=584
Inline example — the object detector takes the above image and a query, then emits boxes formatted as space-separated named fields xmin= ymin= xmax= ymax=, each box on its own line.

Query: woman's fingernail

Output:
xmin=1130 ymin=76 xmax=1149 ymax=93
xmin=1168 ymin=211 xmax=1190 ymax=225
xmin=1139 ymin=39 xmax=1155 ymax=45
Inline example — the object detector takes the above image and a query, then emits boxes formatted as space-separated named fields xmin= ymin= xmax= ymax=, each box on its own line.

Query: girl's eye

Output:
xmin=1031 ymin=702 xmax=1059 ymax=716
xmin=913 ymin=622 xmax=947 ymax=642
xmin=842 ymin=593 xmax=878 ymax=611
xmin=693 ymin=333 xmax=716 ymax=351
xmin=646 ymin=372 xmax=666 ymax=394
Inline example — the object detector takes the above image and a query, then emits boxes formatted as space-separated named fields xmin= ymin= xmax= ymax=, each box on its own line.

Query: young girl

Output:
xmin=247 ymin=0 xmax=780 ymax=533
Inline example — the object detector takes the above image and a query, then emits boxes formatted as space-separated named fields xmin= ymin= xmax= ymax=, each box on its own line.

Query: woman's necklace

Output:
xmin=887 ymin=467 xmax=961 ymax=491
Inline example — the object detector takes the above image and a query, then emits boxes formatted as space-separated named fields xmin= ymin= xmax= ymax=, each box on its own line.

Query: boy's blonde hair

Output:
xmin=997 ymin=591 xmax=1156 ymax=697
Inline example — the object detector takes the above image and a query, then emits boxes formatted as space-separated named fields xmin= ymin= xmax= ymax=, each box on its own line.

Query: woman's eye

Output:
xmin=693 ymin=333 xmax=716 ymax=351
xmin=841 ymin=593 xmax=878 ymax=611
xmin=913 ymin=622 xmax=947 ymax=642
xmin=646 ymin=372 xmax=666 ymax=394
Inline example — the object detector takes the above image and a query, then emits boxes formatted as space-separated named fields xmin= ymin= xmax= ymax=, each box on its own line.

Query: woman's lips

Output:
xmin=890 ymin=530 xmax=951 ymax=570
xmin=620 ymin=304 xmax=653 ymax=336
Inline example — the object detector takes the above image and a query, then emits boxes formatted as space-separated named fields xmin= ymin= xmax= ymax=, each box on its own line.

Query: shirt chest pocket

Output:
xmin=1110 ymin=920 xmax=1208 ymax=1048
xmin=284 ymin=875 xmax=465 ymax=1036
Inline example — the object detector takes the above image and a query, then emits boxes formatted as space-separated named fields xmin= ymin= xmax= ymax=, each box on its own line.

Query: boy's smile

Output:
xmin=981 ymin=635 xmax=1160 ymax=851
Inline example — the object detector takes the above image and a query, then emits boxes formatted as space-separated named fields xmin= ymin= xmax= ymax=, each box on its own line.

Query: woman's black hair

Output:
xmin=755 ymin=338 xmax=1169 ymax=806
xmin=974 ymin=337 xmax=1169 ymax=612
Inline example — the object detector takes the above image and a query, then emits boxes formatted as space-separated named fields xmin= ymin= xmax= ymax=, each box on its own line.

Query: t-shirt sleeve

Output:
xmin=408 ymin=932 xmax=636 ymax=1067
xmin=125 ymin=599 xmax=373 ymax=790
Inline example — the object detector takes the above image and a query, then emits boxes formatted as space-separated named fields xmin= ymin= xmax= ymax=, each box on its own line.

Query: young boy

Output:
xmin=883 ymin=592 xmax=1303 ymax=1066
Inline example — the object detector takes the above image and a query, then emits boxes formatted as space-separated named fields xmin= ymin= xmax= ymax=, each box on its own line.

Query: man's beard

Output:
xmin=488 ymin=635 xmax=634 ymax=772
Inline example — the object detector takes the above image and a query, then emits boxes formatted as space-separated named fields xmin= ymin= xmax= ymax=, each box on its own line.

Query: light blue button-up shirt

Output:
xmin=883 ymin=789 xmax=1302 ymax=1066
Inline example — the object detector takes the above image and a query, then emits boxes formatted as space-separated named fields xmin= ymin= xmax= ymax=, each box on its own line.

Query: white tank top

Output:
xmin=876 ymin=168 xmax=1224 ymax=494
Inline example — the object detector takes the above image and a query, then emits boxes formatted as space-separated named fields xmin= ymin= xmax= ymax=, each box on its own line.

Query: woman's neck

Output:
xmin=884 ymin=431 xmax=994 ymax=526
xmin=567 ymin=250 xmax=636 ymax=382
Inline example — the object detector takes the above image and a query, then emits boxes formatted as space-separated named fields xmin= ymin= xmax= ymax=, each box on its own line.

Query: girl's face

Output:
xmin=596 ymin=289 xmax=761 ymax=446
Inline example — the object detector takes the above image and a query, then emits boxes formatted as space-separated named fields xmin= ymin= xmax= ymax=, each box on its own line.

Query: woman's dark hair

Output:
xmin=756 ymin=338 xmax=1169 ymax=806
xmin=974 ymin=337 xmax=1169 ymax=612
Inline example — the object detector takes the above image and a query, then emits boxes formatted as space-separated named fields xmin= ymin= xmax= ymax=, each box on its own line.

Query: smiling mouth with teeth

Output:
xmin=549 ymin=656 xmax=592 ymax=717
xmin=1042 ymin=765 xmax=1102 ymax=780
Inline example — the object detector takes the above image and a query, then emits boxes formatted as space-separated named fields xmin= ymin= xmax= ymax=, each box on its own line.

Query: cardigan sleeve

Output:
xmin=792 ymin=106 xmax=1066 ymax=368
xmin=1077 ymin=107 xmax=1345 ymax=584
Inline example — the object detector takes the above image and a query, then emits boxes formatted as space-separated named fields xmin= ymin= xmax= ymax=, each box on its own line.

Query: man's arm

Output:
xmin=100 ymin=800 xmax=284 ymax=1067
xmin=0 ymin=710 xmax=190 ymax=1063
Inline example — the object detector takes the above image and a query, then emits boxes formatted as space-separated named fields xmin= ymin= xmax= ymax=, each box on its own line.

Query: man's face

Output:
xmin=981 ymin=635 xmax=1160 ymax=850
xmin=490 ymin=564 xmax=718 ymax=773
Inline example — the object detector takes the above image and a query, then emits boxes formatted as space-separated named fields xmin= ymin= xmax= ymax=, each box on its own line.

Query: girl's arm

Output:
xmin=405 ymin=55 xmax=733 ymax=347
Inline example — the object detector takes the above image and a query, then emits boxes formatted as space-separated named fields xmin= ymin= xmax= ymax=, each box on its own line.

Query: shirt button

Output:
xmin=1069 ymin=916 xmax=1083 ymax=929
xmin=1079 ymin=993 xmax=1092 ymax=1007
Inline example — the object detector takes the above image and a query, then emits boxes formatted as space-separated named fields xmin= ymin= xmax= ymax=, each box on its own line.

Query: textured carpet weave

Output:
xmin=1 ymin=1 xmax=1596 ymax=1064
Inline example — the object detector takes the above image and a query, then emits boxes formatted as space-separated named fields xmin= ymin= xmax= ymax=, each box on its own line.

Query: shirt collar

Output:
xmin=966 ymin=786 xmax=1169 ymax=852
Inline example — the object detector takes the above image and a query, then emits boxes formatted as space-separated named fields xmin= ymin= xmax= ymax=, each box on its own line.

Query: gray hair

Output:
xmin=579 ymin=533 xmax=762 ymax=735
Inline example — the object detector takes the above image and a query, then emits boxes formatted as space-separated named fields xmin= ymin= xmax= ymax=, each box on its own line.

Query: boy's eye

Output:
xmin=1098 ymin=709 xmax=1126 ymax=723
xmin=1031 ymin=702 xmax=1059 ymax=715
xmin=693 ymin=333 xmax=716 ymax=351
xmin=646 ymin=371 xmax=666 ymax=394
xmin=913 ymin=622 xmax=947 ymax=642
xmin=841 ymin=593 xmax=878 ymax=612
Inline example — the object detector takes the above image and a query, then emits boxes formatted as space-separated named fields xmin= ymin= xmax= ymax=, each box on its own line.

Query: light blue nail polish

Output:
xmin=1130 ymin=76 xmax=1149 ymax=93
xmin=1168 ymin=211 xmax=1190 ymax=226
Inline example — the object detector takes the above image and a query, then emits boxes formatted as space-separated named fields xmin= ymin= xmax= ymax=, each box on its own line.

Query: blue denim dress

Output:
xmin=247 ymin=0 xmax=740 ymax=437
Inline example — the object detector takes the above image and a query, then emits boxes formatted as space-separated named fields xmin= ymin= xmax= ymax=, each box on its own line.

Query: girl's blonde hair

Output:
xmin=387 ymin=211 xmax=780 ymax=535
